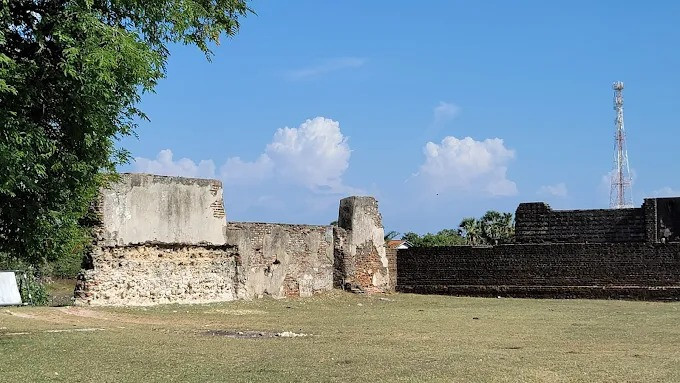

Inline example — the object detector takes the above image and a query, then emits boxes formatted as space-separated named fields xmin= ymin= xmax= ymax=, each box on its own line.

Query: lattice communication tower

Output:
xmin=609 ymin=81 xmax=634 ymax=209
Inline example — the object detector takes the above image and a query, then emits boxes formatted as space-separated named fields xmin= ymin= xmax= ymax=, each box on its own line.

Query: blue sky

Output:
xmin=120 ymin=0 xmax=680 ymax=235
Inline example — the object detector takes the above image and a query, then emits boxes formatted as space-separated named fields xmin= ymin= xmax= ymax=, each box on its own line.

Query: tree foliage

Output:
xmin=0 ymin=0 xmax=251 ymax=265
xmin=458 ymin=210 xmax=514 ymax=245
xmin=384 ymin=230 xmax=400 ymax=242
xmin=400 ymin=210 xmax=515 ymax=248
xmin=401 ymin=229 xmax=466 ymax=247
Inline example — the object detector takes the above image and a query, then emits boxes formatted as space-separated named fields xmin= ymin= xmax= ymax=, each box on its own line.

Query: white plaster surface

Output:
xmin=99 ymin=174 xmax=226 ymax=246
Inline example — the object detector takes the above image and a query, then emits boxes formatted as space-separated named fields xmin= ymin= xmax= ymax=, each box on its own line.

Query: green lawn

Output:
xmin=2 ymin=292 xmax=679 ymax=382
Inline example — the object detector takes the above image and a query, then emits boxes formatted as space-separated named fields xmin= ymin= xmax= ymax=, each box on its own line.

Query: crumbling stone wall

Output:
xmin=398 ymin=198 xmax=680 ymax=300
xmin=76 ymin=173 xmax=377 ymax=306
xmin=224 ymin=222 xmax=333 ymax=299
xmin=335 ymin=196 xmax=390 ymax=293
xmin=396 ymin=243 xmax=680 ymax=300
xmin=76 ymin=174 xmax=237 ymax=306
xmin=76 ymin=244 xmax=239 ymax=305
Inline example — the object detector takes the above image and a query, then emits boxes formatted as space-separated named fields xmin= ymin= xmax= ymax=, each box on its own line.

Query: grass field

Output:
xmin=2 ymin=292 xmax=679 ymax=382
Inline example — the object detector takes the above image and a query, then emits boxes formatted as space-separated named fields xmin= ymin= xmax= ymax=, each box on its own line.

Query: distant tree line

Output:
xmin=392 ymin=210 xmax=515 ymax=247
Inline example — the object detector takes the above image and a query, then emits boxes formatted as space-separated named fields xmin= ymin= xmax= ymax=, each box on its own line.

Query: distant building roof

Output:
xmin=386 ymin=240 xmax=411 ymax=249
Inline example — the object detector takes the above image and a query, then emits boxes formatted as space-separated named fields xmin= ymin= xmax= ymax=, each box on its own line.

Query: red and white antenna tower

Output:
xmin=609 ymin=81 xmax=634 ymax=209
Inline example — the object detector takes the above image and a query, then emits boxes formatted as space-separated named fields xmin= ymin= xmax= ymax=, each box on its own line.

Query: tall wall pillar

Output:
xmin=643 ymin=198 xmax=658 ymax=243
xmin=334 ymin=196 xmax=390 ymax=293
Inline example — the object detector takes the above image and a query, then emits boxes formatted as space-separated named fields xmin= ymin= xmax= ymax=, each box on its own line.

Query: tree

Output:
xmin=478 ymin=210 xmax=514 ymax=245
xmin=0 ymin=0 xmax=252 ymax=265
xmin=458 ymin=217 xmax=480 ymax=245
xmin=384 ymin=230 xmax=400 ymax=242
xmin=401 ymin=230 xmax=465 ymax=247
xmin=402 ymin=232 xmax=421 ymax=246
xmin=458 ymin=211 xmax=514 ymax=246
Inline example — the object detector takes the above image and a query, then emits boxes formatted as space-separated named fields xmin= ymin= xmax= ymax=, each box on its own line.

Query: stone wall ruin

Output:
xmin=334 ymin=197 xmax=390 ymax=293
xmin=75 ymin=173 xmax=390 ymax=306
xmin=224 ymin=222 xmax=334 ymax=299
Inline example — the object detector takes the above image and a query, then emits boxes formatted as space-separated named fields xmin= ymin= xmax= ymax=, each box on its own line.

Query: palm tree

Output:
xmin=500 ymin=212 xmax=514 ymax=243
xmin=384 ymin=230 xmax=400 ymax=242
xmin=479 ymin=210 xmax=514 ymax=245
xmin=458 ymin=217 xmax=480 ymax=245
xmin=480 ymin=210 xmax=502 ymax=245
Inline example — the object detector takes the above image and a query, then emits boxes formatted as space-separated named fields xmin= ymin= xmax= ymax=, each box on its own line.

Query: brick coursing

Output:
xmin=514 ymin=203 xmax=646 ymax=243
xmin=386 ymin=248 xmax=397 ymax=292
xmin=515 ymin=197 xmax=680 ymax=244
xmin=396 ymin=243 xmax=680 ymax=300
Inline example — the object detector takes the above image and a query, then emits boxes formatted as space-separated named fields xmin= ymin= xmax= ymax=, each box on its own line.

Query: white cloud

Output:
xmin=133 ymin=149 xmax=216 ymax=178
xmin=135 ymin=118 xmax=355 ymax=195
xmin=265 ymin=117 xmax=351 ymax=192
xmin=220 ymin=116 xmax=355 ymax=193
xmin=416 ymin=136 xmax=517 ymax=196
xmin=220 ymin=154 xmax=273 ymax=185
xmin=538 ymin=183 xmax=568 ymax=197
xmin=287 ymin=57 xmax=366 ymax=80
xmin=433 ymin=101 xmax=460 ymax=124
xmin=651 ymin=187 xmax=680 ymax=197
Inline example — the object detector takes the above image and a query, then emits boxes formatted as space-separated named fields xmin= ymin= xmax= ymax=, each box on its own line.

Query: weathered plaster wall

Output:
xmin=98 ymin=173 xmax=226 ymax=246
xmin=224 ymin=223 xmax=334 ymax=299
xmin=336 ymin=196 xmax=390 ymax=293
xmin=77 ymin=173 xmax=237 ymax=306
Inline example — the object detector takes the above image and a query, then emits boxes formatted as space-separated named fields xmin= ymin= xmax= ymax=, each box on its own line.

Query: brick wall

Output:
xmin=652 ymin=198 xmax=680 ymax=243
xmin=397 ymin=243 xmax=680 ymax=300
xmin=515 ymin=203 xmax=646 ymax=243
xmin=386 ymin=247 xmax=397 ymax=292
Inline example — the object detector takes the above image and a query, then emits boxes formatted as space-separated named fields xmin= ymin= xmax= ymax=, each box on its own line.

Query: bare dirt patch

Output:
xmin=201 ymin=309 xmax=267 ymax=316
xmin=202 ymin=329 xmax=308 ymax=339
xmin=3 ymin=310 xmax=38 ymax=319
xmin=57 ymin=307 xmax=168 ymax=325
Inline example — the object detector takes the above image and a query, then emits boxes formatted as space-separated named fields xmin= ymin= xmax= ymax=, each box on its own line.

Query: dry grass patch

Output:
xmin=1 ymin=292 xmax=679 ymax=382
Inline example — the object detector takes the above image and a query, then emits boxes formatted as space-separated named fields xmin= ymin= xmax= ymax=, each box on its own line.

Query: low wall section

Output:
xmin=397 ymin=244 xmax=680 ymax=299
xmin=224 ymin=222 xmax=334 ymax=299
